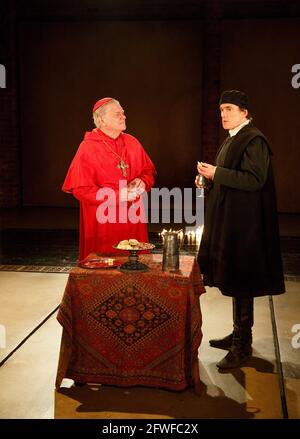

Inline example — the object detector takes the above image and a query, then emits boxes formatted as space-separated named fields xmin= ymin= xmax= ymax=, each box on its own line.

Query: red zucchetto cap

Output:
xmin=92 ymin=97 xmax=113 ymax=113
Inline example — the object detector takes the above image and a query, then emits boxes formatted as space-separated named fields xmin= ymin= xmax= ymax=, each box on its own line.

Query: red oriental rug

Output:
xmin=56 ymin=253 xmax=205 ymax=391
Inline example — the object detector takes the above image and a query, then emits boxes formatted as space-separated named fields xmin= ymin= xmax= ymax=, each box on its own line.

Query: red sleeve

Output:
xmin=73 ymin=186 xmax=123 ymax=206
xmin=62 ymin=141 xmax=99 ymax=193
xmin=140 ymin=172 xmax=155 ymax=192
xmin=73 ymin=187 xmax=99 ymax=205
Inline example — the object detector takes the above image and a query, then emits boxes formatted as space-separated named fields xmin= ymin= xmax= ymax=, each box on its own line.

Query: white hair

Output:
xmin=92 ymin=98 xmax=120 ymax=128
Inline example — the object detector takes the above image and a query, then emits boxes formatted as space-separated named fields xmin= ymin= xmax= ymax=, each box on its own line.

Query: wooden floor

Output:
xmin=0 ymin=271 xmax=299 ymax=419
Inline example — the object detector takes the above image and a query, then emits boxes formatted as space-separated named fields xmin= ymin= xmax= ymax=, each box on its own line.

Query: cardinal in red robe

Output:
xmin=62 ymin=98 xmax=156 ymax=260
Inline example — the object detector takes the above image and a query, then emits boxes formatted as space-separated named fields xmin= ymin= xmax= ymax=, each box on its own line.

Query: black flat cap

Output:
xmin=219 ymin=90 xmax=249 ymax=109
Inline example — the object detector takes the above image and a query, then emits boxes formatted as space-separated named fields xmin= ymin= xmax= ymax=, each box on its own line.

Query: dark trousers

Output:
xmin=232 ymin=297 xmax=254 ymax=349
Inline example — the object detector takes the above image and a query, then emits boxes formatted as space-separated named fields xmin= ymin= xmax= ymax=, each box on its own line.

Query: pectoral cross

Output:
xmin=117 ymin=159 xmax=129 ymax=177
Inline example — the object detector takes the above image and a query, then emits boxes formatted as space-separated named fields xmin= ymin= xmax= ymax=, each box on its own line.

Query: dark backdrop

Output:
xmin=9 ymin=2 xmax=300 ymax=213
xmin=18 ymin=20 xmax=203 ymax=207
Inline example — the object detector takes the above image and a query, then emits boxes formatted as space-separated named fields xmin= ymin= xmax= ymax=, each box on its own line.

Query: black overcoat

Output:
xmin=198 ymin=123 xmax=285 ymax=297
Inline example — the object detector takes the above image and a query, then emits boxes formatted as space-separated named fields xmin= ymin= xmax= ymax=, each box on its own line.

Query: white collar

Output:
xmin=229 ymin=119 xmax=250 ymax=137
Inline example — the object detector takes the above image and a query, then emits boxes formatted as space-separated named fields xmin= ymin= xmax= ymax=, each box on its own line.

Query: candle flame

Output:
xmin=158 ymin=226 xmax=203 ymax=247
xmin=184 ymin=225 xmax=204 ymax=246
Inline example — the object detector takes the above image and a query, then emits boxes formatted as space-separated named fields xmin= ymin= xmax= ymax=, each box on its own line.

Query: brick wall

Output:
xmin=0 ymin=0 xmax=20 ymax=207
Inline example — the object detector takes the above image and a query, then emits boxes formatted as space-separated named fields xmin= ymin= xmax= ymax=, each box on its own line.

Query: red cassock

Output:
xmin=62 ymin=128 xmax=156 ymax=260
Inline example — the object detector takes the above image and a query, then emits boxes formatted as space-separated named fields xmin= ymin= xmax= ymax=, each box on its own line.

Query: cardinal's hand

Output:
xmin=128 ymin=178 xmax=146 ymax=195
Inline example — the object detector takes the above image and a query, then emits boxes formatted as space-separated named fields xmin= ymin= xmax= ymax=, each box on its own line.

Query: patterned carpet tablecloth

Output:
xmin=56 ymin=253 xmax=206 ymax=391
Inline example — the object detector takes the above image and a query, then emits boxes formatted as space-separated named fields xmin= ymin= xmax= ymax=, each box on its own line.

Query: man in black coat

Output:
xmin=196 ymin=90 xmax=285 ymax=369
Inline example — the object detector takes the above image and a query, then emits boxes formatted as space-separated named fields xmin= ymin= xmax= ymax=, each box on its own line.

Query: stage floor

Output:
xmin=0 ymin=271 xmax=299 ymax=419
xmin=0 ymin=207 xmax=299 ymax=418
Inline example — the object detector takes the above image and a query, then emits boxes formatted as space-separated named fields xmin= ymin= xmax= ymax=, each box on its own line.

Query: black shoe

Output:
xmin=209 ymin=333 xmax=233 ymax=350
xmin=74 ymin=381 xmax=86 ymax=387
xmin=216 ymin=346 xmax=252 ymax=369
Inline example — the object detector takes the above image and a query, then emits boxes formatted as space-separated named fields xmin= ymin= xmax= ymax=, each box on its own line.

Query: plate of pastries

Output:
xmin=114 ymin=238 xmax=155 ymax=251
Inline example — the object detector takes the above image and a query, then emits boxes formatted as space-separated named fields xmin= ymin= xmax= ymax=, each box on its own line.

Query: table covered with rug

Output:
xmin=55 ymin=253 xmax=205 ymax=392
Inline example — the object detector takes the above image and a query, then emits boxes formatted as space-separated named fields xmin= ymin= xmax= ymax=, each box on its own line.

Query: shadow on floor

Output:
xmin=56 ymin=381 xmax=255 ymax=419
xmin=217 ymin=355 xmax=276 ymax=375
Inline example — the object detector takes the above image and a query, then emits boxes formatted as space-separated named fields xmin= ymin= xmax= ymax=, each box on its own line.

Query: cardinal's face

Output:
xmin=101 ymin=102 xmax=126 ymax=134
